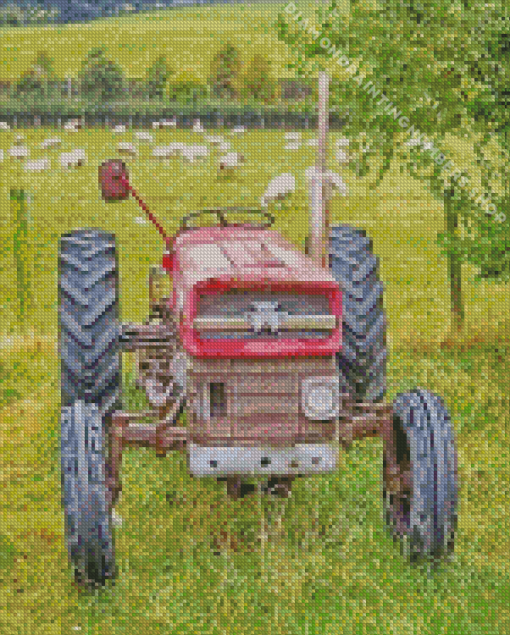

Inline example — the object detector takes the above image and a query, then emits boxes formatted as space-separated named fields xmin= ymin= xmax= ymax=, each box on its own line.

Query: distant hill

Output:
xmin=0 ymin=0 xmax=286 ymax=25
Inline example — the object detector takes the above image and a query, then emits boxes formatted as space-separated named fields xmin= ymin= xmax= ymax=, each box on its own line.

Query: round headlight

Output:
xmin=302 ymin=377 xmax=340 ymax=420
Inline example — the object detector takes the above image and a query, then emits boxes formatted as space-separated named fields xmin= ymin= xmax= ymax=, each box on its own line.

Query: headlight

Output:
xmin=302 ymin=377 xmax=340 ymax=420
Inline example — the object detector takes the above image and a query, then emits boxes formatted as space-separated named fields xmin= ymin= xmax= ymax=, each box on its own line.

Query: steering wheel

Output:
xmin=180 ymin=208 xmax=275 ymax=230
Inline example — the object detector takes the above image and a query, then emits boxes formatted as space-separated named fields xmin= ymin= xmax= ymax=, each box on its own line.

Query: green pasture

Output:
xmin=0 ymin=128 xmax=508 ymax=634
xmin=0 ymin=1 xmax=337 ymax=82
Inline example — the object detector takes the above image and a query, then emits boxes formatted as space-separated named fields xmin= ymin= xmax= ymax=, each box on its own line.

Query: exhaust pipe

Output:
xmin=309 ymin=71 xmax=330 ymax=269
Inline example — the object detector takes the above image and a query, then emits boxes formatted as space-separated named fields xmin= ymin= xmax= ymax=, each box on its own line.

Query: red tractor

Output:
xmin=59 ymin=159 xmax=458 ymax=587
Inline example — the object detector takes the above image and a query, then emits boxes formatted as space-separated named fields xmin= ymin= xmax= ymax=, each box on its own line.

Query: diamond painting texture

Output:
xmin=0 ymin=1 xmax=509 ymax=633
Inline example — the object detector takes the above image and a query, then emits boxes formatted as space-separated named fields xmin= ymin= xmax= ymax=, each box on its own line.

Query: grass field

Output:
xmin=0 ymin=0 xmax=339 ymax=82
xmin=0 ymin=128 xmax=509 ymax=634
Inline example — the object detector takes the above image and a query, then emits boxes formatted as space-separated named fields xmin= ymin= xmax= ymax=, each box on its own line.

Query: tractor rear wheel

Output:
xmin=329 ymin=225 xmax=387 ymax=402
xmin=383 ymin=389 xmax=458 ymax=563
xmin=59 ymin=229 xmax=122 ymax=585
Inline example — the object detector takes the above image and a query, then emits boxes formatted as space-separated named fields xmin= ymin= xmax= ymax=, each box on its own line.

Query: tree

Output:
xmin=167 ymin=70 xmax=208 ymax=104
xmin=276 ymin=0 xmax=509 ymax=331
xmin=78 ymin=48 xmax=125 ymax=102
xmin=16 ymin=51 xmax=56 ymax=99
xmin=208 ymin=42 xmax=243 ymax=100
xmin=146 ymin=55 xmax=172 ymax=100
xmin=243 ymin=54 xmax=278 ymax=103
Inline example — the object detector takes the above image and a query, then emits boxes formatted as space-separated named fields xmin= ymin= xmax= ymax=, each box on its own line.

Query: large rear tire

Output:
xmin=329 ymin=225 xmax=387 ymax=402
xmin=59 ymin=229 xmax=122 ymax=585
xmin=383 ymin=389 xmax=458 ymax=562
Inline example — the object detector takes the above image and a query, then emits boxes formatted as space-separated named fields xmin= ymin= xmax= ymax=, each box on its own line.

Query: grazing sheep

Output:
xmin=193 ymin=118 xmax=205 ymax=133
xmin=307 ymin=138 xmax=319 ymax=147
xmin=9 ymin=146 xmax=29 ymax=160
xmin=152 ymin=121 xmax=161 ymax=130
xmin=336 ymin=138 xmax=350 ymax=148
xmin=0 ymin=121 xmax=10 ymax=131
xmin=113 ymin=125 xmax=127 ymax=133
xmin=284 ymin=132 xmax=301 ymax=142
xmin=117 ymin=143 xmax=137 ymax=157
xmin=305 ymin=166 xmax=348 ymax=198
xmin=232 ymin=126 xmax=246 ymax=134
xmin=152 ymin=146 xmax=173 ymax=160
xmin=335 ymin=148 xmax=350 ymax=164
xmin=284 ymin=141 xmax=301 ymax=150
xmin=205 ymin=135 xmax=225 ymax=146
xmin=64 ymin=119 xmax=81 ymax=131
xmin=134 ymin=216 xmax=149 ymax=225
xmin=181 ymin=145 xmax=209 ymax=163
xmin=60 ymin=149 xmax=87 ymax=168
xmin=218 ymin=152 xmax=244 ymax=172
xmin=160 ymin=118 xmax=177 ymax=128
xmin=260 ymin=173 xmax=296 ymax=208
xmin=135 ymin=131 xmax=154 ymax=142
xmin=15 ymin=134 xmax=25 ymax=145
xmin=0 ymin=149 xmax=4 ymax=162
xmin=41 ymin=137 xmax=62 ymax=149
xmin=217 ymin=141 xmax=231 ymax=153
xmin=24 ymin=158 xmax=51 ymax=172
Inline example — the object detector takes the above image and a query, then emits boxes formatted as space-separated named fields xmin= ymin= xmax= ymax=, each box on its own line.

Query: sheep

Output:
xmin=336 ymin=138 xmax=349 ymax=148
xmin=284 ymin=141 xmax=301 ymax=150
xmin=9 ymin=146 xmax=29 ymax=160
xmin=15 ymin=134 xmax=25 ymax=145
xmin=0 ymin=149 xmax=4 ymax=163
xmin=305 ymin=166 xmax=348 ymax=198
xmin=335 ymin=148 xmax=350 ymax=164
xmin=260 ymin=173 xmax=296 ymax=209
xmin=205 ymin=135 xmax=225 ymax=146
xmin=218 ymin=152 xmax=244 ymax=172
xmin=117 ymin=142 xmax=137 ymax=157
xmin=405 ymin=137 xmax=433 ymax=150
xmin=160 ymin=118 xmax=177 ymax=128
xmin=0 ymin=121 xmax=10 ymax=131
xmin=152 ymin=146 xmax=173 ymax=160
xmin=307 ymin=138 xmax=319 ymax=147
xmin=64 ymin=119 xmax=81 ymax=131
xmin=217 ymin=141 xmax=231 ymax=153
xmin=231 ymin=126 xmax=246 ymax=134
xmin=60 ymin=149 xmax=87 ymax=168
xmin=284 ymin=132 xmax=301 ymax=142
xmin=193 ymin=118 xmax=205 ymax=133
xmin=113 ymin=125 xmax=127 ymax=133
xmin=135 ymin=131 xmax=154 ymax=143
xmin=40 ymin=137 xmax=62 ymax=150
xmin=152 ymin=121 xmax=161 ymax=130
xmin=24 ymin=158 xmax=51 ymax=172
xmin=181 ymin=145 xmax=209 ymax=163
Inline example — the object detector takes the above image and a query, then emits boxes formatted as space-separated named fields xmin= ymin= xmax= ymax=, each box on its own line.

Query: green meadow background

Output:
xmin=0 ymin=3 xmax=509 ymax=633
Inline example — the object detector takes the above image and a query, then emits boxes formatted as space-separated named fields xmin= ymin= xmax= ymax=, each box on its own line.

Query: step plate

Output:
xmin=188 ymin=442 xmax=338 ymax=477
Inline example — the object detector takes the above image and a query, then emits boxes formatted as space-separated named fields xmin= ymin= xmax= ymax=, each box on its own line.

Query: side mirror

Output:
xmin=99 ymin=159 xmax=130 ymax=201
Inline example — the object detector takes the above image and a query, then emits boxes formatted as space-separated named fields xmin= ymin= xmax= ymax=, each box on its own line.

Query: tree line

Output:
xmin=6 ymin=44 xmax=312 ymax=105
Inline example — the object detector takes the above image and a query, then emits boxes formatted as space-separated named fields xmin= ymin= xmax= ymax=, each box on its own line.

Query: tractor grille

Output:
xmin=195 ymin=291 xmax=333 ymax=340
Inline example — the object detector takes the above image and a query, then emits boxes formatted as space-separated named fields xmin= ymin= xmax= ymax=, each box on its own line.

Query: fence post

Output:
xmin=10 ymin=189 xmax=33 ymax=331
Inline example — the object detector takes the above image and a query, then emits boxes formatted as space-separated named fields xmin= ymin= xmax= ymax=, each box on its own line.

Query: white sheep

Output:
xmin=0 ymin=149 xmax=4 ymax=162
xmin=189 ymin=145 xmax=209 ymax=159
xmin=160 ymin=118 xmax=177 ymax=128
xmin=15 ymin=134 xmax=25 ymax=145
xmin=152 ymin=146 xmax=173 ymax=160
xmin=285 ymin=132 xmax=301 ymax=142
xmin=113 ymin=125 xmax=127 ymax=133
xmin=40 ymin=137 xmax=62 ymax=149
xmin=284 ymin=141 xmax=301 ymax=150
xmin=336 ymin=138 xmax=350 ymax=148
xmin=135 ymin=131 xmax=154 ymax=142
xmin=117 ymin=142 xmax=137 ymax=156
xmin=60 ymin=149 xmax=86 ymax=168
xmin=260 ymin=173 xmax=296 ymax=208
xmin=231 ymin=126 xmax=246 ymax=134
xmin=152 ymin=121 xmax=161 ymax=130
xmin=24 ymin=158 xmax=51 ymax=172
xmin=0 ymin=121 xmax=10 ymax=131
xmin=9 ymin=146 xmax=29 ymax=160
xmin=205 ymin=135 xmax=225 ymax=146
xmin=218 ymin=152 xmax=244 ymax=172
xmin=307 ymin=138 xmax=319 ymax=147
xmin=305 ymin=166 xmax=348 ymax=198
xmin=335 ymin=148 xmax=350 ymax=164
xmin=193 ymin=119 xmax=205 ymax=133
xmin=217 ymin=141 xmax=231 ymax=153
xmin=64 ymin=119 xmax=80 ymax=131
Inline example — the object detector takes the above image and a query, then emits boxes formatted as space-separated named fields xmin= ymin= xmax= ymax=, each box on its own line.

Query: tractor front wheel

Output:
xmin=383 ymin=389 xmax=458 ymax=563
